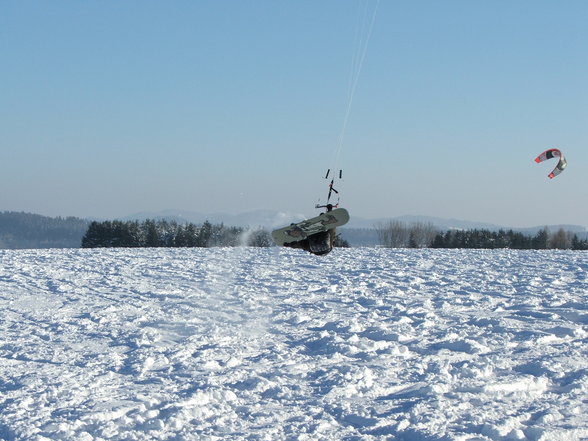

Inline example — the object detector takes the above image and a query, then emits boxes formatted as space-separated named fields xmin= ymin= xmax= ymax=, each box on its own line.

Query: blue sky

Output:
xmin=2 ymin=1 xmax=587 ymax=228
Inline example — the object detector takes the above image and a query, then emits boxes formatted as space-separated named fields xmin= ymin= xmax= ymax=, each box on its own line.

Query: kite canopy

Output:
xmin=534 ymin=148 xmax=567 ymax=179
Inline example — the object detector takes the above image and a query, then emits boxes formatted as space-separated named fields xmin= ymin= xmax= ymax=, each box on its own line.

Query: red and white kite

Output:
xmin=534 ymin=148 xmax=567 ymax=179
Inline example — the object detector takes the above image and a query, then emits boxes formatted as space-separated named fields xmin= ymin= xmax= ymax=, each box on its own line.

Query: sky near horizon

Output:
xmin=2 ymin=1 xmax=587 ymax=228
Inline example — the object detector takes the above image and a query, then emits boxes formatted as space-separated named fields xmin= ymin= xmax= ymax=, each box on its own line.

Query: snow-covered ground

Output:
xmin=1 ymin=247 xmax=587 ymax=441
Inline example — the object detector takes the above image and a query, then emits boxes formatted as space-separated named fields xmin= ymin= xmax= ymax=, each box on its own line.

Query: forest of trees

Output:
xmin=375 ymin=220 xmax=588 ymax=250
xmin=430 ymin=228 xmax=588 ymax=250
xmin=81 ymin=219 xmax=273 ymax=248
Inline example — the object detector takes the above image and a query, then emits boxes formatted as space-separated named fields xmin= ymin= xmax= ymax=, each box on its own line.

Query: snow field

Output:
xmin=0 ymin=247 xmax=587 ymax=440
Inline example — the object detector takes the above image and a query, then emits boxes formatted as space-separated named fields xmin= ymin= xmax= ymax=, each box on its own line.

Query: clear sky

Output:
xmin=2 ymin=1 xmax=587 ymax=228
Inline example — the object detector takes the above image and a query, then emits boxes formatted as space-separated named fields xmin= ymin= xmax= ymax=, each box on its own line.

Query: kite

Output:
xmin=534 ymin=148 xmax=567 ymax=179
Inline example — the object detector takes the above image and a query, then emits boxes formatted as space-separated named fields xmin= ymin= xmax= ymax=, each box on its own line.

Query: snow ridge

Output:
xmin=1 ymin=248 xmax=587 ymax=440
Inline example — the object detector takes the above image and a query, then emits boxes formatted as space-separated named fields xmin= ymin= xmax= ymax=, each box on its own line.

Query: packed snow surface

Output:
xmin=1 ymin=248 xmax=587 ymax=441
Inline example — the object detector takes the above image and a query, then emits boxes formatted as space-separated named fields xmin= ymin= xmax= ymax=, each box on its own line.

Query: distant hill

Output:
xmin=347 ymin=214 xmax=588 ymax=235
xmin=0 ymin=212 xmax=89 ymax=249
xmin=337 ymin=228 xmax=380 ymax=247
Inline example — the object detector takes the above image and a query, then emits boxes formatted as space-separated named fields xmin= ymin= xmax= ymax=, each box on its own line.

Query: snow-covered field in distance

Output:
xmin=1 ymin=247 xmax=587 ymax=441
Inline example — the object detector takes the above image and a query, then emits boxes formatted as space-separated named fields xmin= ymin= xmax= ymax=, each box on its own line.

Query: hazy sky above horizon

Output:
xmin=2 ymin=1 xmax=587 ymax=228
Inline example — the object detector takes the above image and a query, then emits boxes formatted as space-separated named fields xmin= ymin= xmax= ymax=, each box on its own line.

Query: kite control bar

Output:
xmin=316 ymin=169 xmax=342 ymax=209
xmin=324 ymin=169 xmax=343 ymax=180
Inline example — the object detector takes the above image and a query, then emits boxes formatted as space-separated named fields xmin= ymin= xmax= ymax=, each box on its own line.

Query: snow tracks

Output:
xmin=0 ymin=248 xmax=587 ymax=440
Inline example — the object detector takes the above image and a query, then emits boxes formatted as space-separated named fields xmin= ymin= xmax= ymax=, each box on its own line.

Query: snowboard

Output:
xmin=271 ymin=208 xmax=350 ymax=246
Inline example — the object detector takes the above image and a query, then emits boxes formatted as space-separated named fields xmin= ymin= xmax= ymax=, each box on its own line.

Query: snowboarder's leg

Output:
xmin=308 ymin=230 xmax=333 ymax=255
xmin=284 ymin=239 xmax=311 ymax=252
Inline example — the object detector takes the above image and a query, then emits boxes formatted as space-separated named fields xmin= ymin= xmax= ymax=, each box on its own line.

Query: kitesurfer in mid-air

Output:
xmin=283 ymin=204 xmax=336 ymax=256
xmin=270 ymin=170 xmax=348 ymax=255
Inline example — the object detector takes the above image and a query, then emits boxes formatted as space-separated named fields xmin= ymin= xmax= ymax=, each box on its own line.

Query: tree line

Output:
xmin=430 ymin=228 xmax=588 ymax=250
xmin=375 ymin=220 xmax=588 ymax=250
xmin=81 ymin=219 xmax=273 ymax=248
